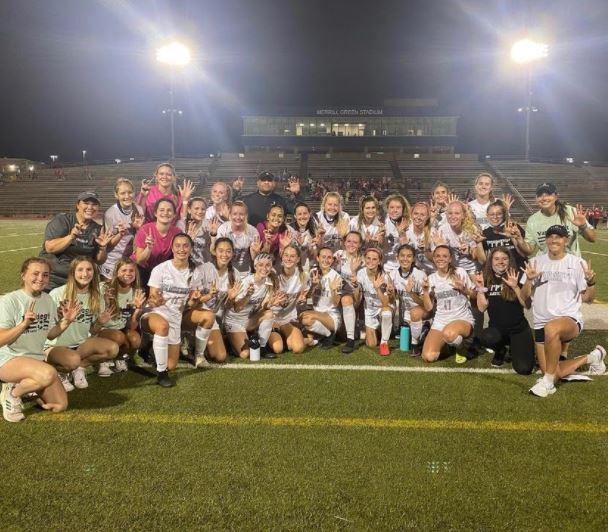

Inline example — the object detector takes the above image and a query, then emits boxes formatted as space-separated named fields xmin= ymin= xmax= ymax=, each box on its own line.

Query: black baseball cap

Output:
xmin=257 ymin=171 xmax=275 ymax=182
xmin=77 ymin=191 xmax=100 ymax=204
xmin=545 ymin=225 xmax=569 ymax=238
xmin=536 ymin=182 xmax=557 ymax=196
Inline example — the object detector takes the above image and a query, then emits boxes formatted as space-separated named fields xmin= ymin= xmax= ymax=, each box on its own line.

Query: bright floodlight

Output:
xmin=511 ymin=39 xmax=549 ymax=64
xmin=156 ymin=42 xmax=191 ymax=66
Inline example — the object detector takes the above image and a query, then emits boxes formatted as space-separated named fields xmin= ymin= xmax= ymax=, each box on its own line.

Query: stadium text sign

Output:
xmin=316 ymin=108 xmax=384 ymax=116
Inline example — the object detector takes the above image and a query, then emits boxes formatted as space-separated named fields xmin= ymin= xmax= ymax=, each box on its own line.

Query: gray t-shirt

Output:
xmin=40 ymin=213 xmax=102 ymax=290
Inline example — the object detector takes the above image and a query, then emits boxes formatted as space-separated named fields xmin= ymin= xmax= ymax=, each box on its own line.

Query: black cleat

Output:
xmin=261 ymin=347 xmax=277 ymax=359
xmin=491 ymin=349 xmax=506 ymax=367
xmin=320 ymin=334 xmax=336 ymax=349
xmin=341 ymin=339 xmax=355 ymax=354
xmin=157 ymin=370 xmax=175 ymax=388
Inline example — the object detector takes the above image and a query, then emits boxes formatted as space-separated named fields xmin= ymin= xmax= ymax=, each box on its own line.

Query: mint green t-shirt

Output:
xmin=524 ymin=205 xmax=590 ymax=257
xmin=46 ymin=286 xmax=100 ymax=347
xmin=0 ymin=289 xmax=57 ymax=359
xmin=100 ymin=283 xmax=134 ymax=331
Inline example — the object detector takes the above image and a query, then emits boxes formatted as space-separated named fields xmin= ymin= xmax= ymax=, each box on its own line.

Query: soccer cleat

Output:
xmin=97 ymin=362 xmax=113 ymax=377
xmin=72 ymin=367 xmax=89 ymax=389
xmin=411 ymin=342 xmax=422 ymax=357
xmin=114 ymin=359 xmax=128 ymax=372
xmin=342 ymin=339 xmax=355 ymax=354
xmin=157 ymin=370 xmax=174 ymax=388
xmin=588 ymin=345 xmax=607 ymax=375
xmin=194 ymin=353 xmax=211 ymax=368
xmin=529 ymin=377 xmax=557 ymax=398
xmin=1 ymin=383 xmax=25 ymax=423
xmin=59 ymin=372 xmax=75 ymax=392
xmin=491 ymin=350 xmax=505 ymax=368
xmin=180 ymin=337 xmax=191 ymax=358
xmin=320 ymin=334 xmax=336 ymax=349
xmin=379 ymin=342 xmax=390 ymax=356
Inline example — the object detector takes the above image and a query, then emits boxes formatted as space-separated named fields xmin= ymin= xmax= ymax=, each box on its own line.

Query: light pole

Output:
xmin=156 ymin=42 xmax=191 ymax=161
xmin=82 ymin=150 xmax=87 ymax=165
xmin=50 ymin=155 xmax=58 ymax=168
xmin=511 ymin=39 xmax=548 ymax=161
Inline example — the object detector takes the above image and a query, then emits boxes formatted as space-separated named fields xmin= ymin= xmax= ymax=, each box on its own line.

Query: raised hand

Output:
xmin=286 ymin=176 xmax=301 ymax=195
xmin=450 ymin=275 xmax=466 ymax=293
xmin=404 ymin=276 xmax=415 ymax=293
xmin=148 ymin=291 xmax=166 ymax=308
xmin=448 ymin=193 xmax=460 ymax=204
xmin=250 ymin=239 xmax=262 ymax=256
xmin=329 ymin=275 xmax=343 ymax=292
xmin=178 ymin=179 xmax=194 ymax=202
xmin=59 ymin=299 xmax=81 ymax=323
xmin=472 ymin=271 xmax=485 ymax=288
xmin=296 ymin=289 xmax=308 ymax=304
xmin=396 ymin=217 xmax=409 ymax=235
xmin=188 ymin=288 xmax=202 ymax=307
xmin=336 ymin=217 xmax=349 ymax=238
xmin=348 ymin=255 xmax=362 ymax=275
xmin=131 ymin=289 xmax=146 ymax=309
xmin=187 ymin=221 xmax=199 ymax=240
xmin=279 ymin=230 xmax=293 ymax=251
xmin=103 ymin=286 xmax=116 ymax=306
xmin=22 ymin=300 xmax=37 ymax=328
xmin=573 ymin=204 xmax=589 ymax=227
xmin=421 ymin=278 xmax=430 ymax=294
xmin=310 ymin=269 xmax=320 ymax=286
xmin=218 ymin=203 xmax=230 ymax=220
xmin=70 ymin=223 xmax=84 ymax=239
xmin=270 ymin=290 xmax=288 ymax=307
xmin=145 ymin=229 xmax=155 ymax=250
xmin=227 ymin=279 xmax=243 ymax=301
xmin=502 ymin=268 xmax=519 ymax=289
xmin=372 ymin=272 xmax=386 ymax=290
xmin=501 ymin=193 xmax=514 ymax=210
xmin=432 ymin=230 xmax=447 ymax=247
xmin=140 ymin=178 xmax=151 ymax=197
xmin=208 ymin=218 xmax=220 ymax=236
xmin=522 ymin=259 xmax=541 ymax=282
xmin=98 ymin=304 xmax=117 ymax=324
xmin=582 ymin=259 xmax=596 ymax=284
xmin=95 ymin=229 xmax=114 ymax=248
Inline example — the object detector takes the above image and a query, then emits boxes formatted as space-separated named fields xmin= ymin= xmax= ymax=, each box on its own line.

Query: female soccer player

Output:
xmin=137 ymin=163 xmax=193 ymax=223
xmin=315 ymin=192 xmax=351 ymax=252
xmin=421 ymin=246 xmax=476 ymax=364
xmin=355 ymin=248 xmax=394 ymax=356
xmin=215 ymin=201 xmax=260 ymax=279
xmin=100 ymin=178 xmax=145 ymax=280
xmin=0 ymin=258 xmax=79 ymax=422
xmin=349 ymin=195 xmax=384 ymax=249
xmin=383 ymin=194 xmax=411 ymax=273
xmin=289 ymin=201 xmax=320 ymax=272
xmin=473 ymin=248 xmax=535 ymax=373
xmin=178 ymin=196 xmax=212 ymax=266
xmin=257 ymin=205 xmax=292 ymax=262
xmin=98 ymin=259 xmax=146 ymax=372
xmin=300 ymin=247 xmax=343 ymax=348
xmin=141 ymin=233 xmax=209 ymax=387
xmin=205 ymin=181 xmax=232 ymax=223
xmin=520 ymin=225 xmax=605 ymax=397
xmin=480 ymin=200 xmax=528 ymax=269
xmin=406 ymin=202 xmax=435 ymax=274
xmin=45 ymin=257 xmax=120 ymax=390
xmin=334 ymin=231 xmax=364 ymax=353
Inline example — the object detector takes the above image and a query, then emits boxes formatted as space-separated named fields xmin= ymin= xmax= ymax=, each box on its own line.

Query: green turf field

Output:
xmin=0 ymin=219 xmax=607 ymax=530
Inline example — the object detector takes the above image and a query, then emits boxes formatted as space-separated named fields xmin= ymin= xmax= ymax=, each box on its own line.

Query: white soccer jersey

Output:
xmin=383 ymin=216 xmax=405 ymax=273
xmin=147 ymin=260 xmax=203 ymax=322
xmin=274 ymin=269 xmax=309 ymax=323
xmin=176 ymin=219 xmax=212 ymax=266
xmin=349 ymin=216 xmax=381 ymax=240
xmin=224 ymin=274 xmax=271 ymax=323
xmin=289 ymin=226 xmax=315 ymax=272
xmin=531 ymin=253 xmax=588 ymax=329
xmin=217 ymin=222 xmax=259 ymax=276
xmin=356 ymin=268 xmax=388 ymax=315
xmin=432 ymin=223 xmax=477 ymax=273
xmin=315 ymin=211 xmax=351 ymax=252
xmin=312 ymin=268 xmax=342 ymax=313
xmin=196 ymin=262 xmax=236 ymax=317
xmin=333 ymin=249 xmax=362 ymax=293
xmin=100 ymin=203 xmax=144 ymax=278
xmin=405 ymin=225 xmax=435 ymax=274
xmin=468 ymin=199 xmax=491 ymax=230
xmin=388 ymin=267 xmax=427 ymax=315
xmin=428 ymin=267 xmax=474 ymax=325
xmin=205 ymin=204 xmax=228 ymax=223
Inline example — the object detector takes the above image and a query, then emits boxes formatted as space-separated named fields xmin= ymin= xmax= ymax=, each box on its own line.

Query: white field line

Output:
xmin=581 ymin=250 xmax=608 ymax=257
xmin=0 ymin=246 xmax=39 ymax=254
xmin=170 ymin=361 xmax=605 ymax=376
xmin=0 ymin=232 xmax=43 ymax=238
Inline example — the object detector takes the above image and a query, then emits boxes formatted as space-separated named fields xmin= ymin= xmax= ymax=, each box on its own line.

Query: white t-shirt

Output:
xmin=468 ymin=199 xmax=491 ymax=230
xmin=405 ymin=225 xmax=435 ymax=274
xmin=216 ymin=222 xmax=259 ymax=276
xmin=315 ymin=211 xmax=351 ymax=252
xmin=100 ymin=203 xmax=144 ymax=278
xmin=312 ymin=268 xmax=342 ymax=313
xmin=274 ymin=269 xmax=309 ymax=322
xmin=147 ymin=260 xmax=203 ymax=322
xmin=428 ymin=267 xmax=474 ymax=324
xmin=530 ymin=253 xmax=588 ymax=329
xmin=388 ymin=267 xmax=427 ymax=314
xmin=432 ymin=223 xmax=477 ymax=273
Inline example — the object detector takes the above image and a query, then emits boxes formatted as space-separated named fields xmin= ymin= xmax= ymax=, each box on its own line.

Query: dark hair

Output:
xmin=482 ymin=247 xmax=518 ymax=302
xmin=432 ymin=245 xmax=457 ymax=280
xmin=153 ymin=197 xmax=176 ymax=218
xmin=185 ymin=196 xmax=207 ymax=227
xmin=212 ymin=237 xmax=236 ymax=287
xmin=397 ymin=243 xmax=416 ymax=258
xmin=171 ymin=232 xmax=196 ymax=283
xmin=486 ymin=200 xmax=509 ymax=225
xmin=290 ymin=201 xmax=318 ymax=235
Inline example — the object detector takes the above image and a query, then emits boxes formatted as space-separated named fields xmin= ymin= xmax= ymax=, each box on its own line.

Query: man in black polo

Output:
xmin=232 ymin=172 xmax=303 ymax=227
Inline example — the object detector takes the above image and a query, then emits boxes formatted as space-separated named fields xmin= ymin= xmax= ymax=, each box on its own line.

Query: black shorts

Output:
xmin=534 ymin=318 xmax=582 ymax=344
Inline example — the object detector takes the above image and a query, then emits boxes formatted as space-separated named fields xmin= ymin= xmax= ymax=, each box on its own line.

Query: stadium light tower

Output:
xmin=511 ymin=39 xmax=548 ymax=161
xmin=156 ymin=42 xmax=191 ymax=161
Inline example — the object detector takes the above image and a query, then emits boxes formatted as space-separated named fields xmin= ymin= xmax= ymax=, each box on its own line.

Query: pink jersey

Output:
xmin=138 ymin=185 xmax=182 ymax=224
xmin=131 ymin=222 xmax=182 ymax=271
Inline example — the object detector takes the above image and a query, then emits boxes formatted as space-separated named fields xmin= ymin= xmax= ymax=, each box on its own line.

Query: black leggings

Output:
xmin=479 ymin=325 xmax=535 ymax=375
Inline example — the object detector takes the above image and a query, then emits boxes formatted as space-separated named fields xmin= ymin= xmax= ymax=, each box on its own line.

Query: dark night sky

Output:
xmin=0 ymin=0 xmax=606 ymax=162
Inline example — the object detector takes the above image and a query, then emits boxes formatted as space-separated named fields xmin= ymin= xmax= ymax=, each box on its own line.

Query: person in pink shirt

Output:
xmin=132 ymin=199 xmax=182 ymax=287
xmin=137 ymin=163 xmax=194 ymax=223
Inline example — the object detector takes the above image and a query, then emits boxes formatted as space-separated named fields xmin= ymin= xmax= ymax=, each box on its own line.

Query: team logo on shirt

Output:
xmin=23 ymin=313 xmax=51 ymax=334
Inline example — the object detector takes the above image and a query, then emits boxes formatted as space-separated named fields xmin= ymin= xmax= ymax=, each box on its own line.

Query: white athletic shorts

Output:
xmin=364 ymin=307 xmax=393 ymax=330
xmin=141 ymin=311 xmax=182 ymax=345
xmin=431 ymin=312 xmax=474 ymax=332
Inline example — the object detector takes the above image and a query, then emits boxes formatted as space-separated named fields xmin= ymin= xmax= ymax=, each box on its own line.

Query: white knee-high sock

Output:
xmin=410 ymin=321 xmax=423 ymax=344
xmin=258 ymin=319 xmax=274 ymax=347
xmin=343 ymin=305 xmax=356 ymax=340
xmin=381 ymin=311 xmax=393 ymax=342
xmin=195 ymin=326 xmax=211 ymax=356
xmin=448 ymin=335 xmax=463 ymax=347
xmin=153 ymin=334 xmax=169 ymax=372
xmin=309 ymin=320 xmax=331 ymax=337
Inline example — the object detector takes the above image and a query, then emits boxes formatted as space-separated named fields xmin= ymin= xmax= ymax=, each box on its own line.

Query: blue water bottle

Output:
xmin=400 ymin=325 xmax=411 ymax=352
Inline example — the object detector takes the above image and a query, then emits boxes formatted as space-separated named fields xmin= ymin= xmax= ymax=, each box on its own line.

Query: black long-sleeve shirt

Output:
xmin=233 ymin=189 xmax=304 ymax=227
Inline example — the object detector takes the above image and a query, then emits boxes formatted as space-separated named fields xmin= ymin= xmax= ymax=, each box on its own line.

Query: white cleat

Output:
xmin=529 ymin=377 xmax=557 ymax=398
xmin=98 ymin=362 xmax=113 ymax=377
xmin=59 ymin=372 xmax=75 ymax=392
xmin=588 ymin=345 xmax=607 ymax=375
xmin=1 ymin=383 xmax=25 ymax=422
xmin=72 ymin=367 xmax=89 ymax=389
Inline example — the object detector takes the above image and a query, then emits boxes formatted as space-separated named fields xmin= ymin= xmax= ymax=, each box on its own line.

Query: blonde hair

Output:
xmin=473 ymin=172 xmax=495 ymax=201
xmin=411 ymin=202 xmax=432 ymax=247
xmin=384 ymin=193 xmax=411 ymax=227
xmin=64 ymin=257 xmax=102 ymax=316
xmin=320 ymin=192 xmax=344 ymax=222
xmin=357 ymin=195 xmax=380 ymax=233
xmin=447 ymin=200 xmax=481 ymax=239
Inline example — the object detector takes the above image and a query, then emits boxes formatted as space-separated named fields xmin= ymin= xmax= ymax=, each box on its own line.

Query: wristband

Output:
xmin=475 ymin=286 xmax=488 ymax=293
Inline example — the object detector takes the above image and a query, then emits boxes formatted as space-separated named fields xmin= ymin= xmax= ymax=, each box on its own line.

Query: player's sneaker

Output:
xmin=180 ymin=337 xmax=191 ymax=357
xmin=529 ymin=377 xmax=556 ymax=398
xmin=157 ymin=370 xmax=174 ymax=388
xmin=588 ymin=345 xmax=607 ymax=375
xmin=342 ymin=339 xmax=355 ymax=354
xmin=72 ymin=367 xmax=89 ymax=389
xmin=114 ymin=359 xmax=128 ymax=372
xmin=1 ymin=383 xmax=25 ymax=422
xmin=59 ymin=372 xmax=74 ymax=392
xmin=379 ymin=342 xmax=390 ymax=356
xmin=98 ymin=362 xmax=113 ymax=377
xmin=491 ymin=349 xmax=505 ymax=368
xmin=195 ymin=353 xmax=211 ymax=368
